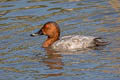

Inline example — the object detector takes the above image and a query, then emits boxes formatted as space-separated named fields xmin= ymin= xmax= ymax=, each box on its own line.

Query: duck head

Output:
xmin=30 ymin=21 xmax=60 ymax=47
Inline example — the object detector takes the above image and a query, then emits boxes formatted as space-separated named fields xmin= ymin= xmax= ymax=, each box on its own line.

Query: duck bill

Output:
xmin=30 ymin=29 xmax=43 ymax=37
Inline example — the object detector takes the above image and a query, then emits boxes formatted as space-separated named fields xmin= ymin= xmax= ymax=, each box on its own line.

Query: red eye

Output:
xmin=45 ymin=25 xmax=49 ymax=28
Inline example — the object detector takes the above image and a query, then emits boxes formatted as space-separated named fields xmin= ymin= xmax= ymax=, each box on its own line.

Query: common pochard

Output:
xmin=30 ymin=21 xmax=108 ymax=51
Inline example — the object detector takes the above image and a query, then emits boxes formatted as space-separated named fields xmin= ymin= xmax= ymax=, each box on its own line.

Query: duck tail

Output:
xmin=94 ymin=37 xmax=109 ymax=46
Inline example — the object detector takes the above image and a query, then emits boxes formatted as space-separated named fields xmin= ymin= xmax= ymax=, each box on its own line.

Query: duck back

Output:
xmin=51 ymin=35 xmax=102 ymax=51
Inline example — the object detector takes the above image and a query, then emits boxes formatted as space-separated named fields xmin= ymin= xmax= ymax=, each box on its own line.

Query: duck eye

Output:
xmin=45 ymin=25 xmax=49 ymax=28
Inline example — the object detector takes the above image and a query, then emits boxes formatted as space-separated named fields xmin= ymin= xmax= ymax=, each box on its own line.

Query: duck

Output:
xmin=30 ymin=21 xmax=108 ymax=51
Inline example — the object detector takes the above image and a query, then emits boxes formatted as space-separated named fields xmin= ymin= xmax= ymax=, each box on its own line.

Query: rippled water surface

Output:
xmin=0 ymin=0 xmax=120 ymax=80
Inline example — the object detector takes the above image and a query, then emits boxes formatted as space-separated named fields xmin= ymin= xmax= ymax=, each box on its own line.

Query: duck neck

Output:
xmin=43 ymin=34 xmax=59 ymax=47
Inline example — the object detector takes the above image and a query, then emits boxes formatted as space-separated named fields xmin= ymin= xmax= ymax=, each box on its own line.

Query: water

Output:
xmin=0 ymin=0 xmax=120 ymax=80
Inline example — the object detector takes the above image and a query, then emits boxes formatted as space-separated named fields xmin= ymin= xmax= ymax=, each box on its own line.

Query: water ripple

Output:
xmin=0 ymin=0 xmax=120 ymax=80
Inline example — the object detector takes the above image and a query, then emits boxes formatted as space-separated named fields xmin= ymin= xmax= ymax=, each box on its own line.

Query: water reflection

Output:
xmin=109 ymin=0 xmax=120 ymax=24
xmin=43 ymin=48 xmax=63 ymax=70
xmin=42 ymin=48 xmax=64 ymax=77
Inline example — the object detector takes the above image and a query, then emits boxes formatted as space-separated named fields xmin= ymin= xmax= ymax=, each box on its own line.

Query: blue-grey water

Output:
xmin=0 ymin=0 xmax=120 ymax=80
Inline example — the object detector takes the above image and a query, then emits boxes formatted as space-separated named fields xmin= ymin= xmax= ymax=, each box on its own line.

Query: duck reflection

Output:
xmin=41 ymin=47 xmax=64 ymax=77
xmin=43 ymin=47 xmax=64 ymax=70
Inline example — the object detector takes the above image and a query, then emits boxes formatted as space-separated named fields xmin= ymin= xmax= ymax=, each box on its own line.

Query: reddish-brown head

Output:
xmin=41 ymin=21 xmax=60 ymax=38
xmin=31 ymin=21 xmax=60 ymax=38
xmin=31 ymin=21 xmax=60 ymax=47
